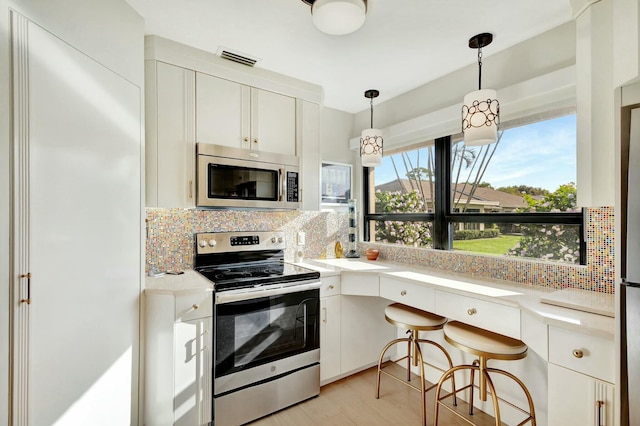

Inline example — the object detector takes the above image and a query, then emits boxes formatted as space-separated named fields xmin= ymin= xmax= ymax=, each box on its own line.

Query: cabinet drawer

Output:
xmin=379 ymin=276 xmax=435 ymax=313
xmin=341 ymin=272 xmax=379 ymax=296
xmin=435 ymin=290 xmax=520 ymax=339
xmin=175 ymin=291 xmax=213 ymax=321
xmin=548 ymin=326 xmax=614 ymax=383
xmin=320 ymin=276 xmax=341 ymax=297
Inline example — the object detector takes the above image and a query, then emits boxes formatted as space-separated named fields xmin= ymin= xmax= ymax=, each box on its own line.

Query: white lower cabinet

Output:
xmin=146 ymin=290 xmax=213 ymax=426
xmin=547 ymin=326 xmax=615 ymax=426
xmin=173 ymin=318 xmax=213 ymax=425
xmin=548 ymin=363 xmax=614 ymax=426
xmin=379 ymin=276 xmax=435 ymax=312
xmin=320 ymin=276 xmax=341 ymax=383
xmin=435 ymin=289 xmax=521 ymax=339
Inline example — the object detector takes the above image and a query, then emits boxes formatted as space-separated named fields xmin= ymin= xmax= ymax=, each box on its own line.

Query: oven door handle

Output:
xmin=279 ymin=168 xmax=285 ymax=202
xmin=215 ymin=280 xmax=321 ymax=304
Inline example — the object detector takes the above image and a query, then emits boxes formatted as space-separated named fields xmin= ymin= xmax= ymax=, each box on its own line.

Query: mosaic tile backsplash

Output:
xmin=146 ymin=206 xmax=615 ymax=294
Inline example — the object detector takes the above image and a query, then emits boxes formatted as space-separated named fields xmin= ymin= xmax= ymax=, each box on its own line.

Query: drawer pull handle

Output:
xmin=597 ymin=400 xmax=604 ymax=426
xmin=467 ymin=308 xmax=477 ymax=316
xmin=328 ymin=285 xmax=334 ymax=290
xmin=572 ymin=349 xmax=584 ymax=358
xmin=400 ymin=290 xmax=407 ymax=296
xmin=191 ymin=304 xmax=199 ymax=311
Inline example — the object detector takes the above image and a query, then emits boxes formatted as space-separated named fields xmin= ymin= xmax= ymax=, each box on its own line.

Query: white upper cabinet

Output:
xmin=146 ymin=60 xmax=196 ymax=208
xmin=144 ymin=36 xmax=323 ymax=208
xmin=251 ymin=87 xmax=296 ymax=155
xmin=196 ymin=73 xmax=249 ymax=150
xmin=196 ymin=72 xmax=296 ymax=156
xmin=298 ymin=100 xmax=320 ymax=210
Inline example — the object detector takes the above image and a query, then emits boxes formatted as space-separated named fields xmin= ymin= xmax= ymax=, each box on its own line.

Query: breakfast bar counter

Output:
xmin=296 ymin=257 xmax=615 ymax=340
xmin=295 ymin=256 xmax=616 ymax=425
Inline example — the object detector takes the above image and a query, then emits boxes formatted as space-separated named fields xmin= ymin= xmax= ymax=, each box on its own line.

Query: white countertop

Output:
xmin=145 ymin=259 xmax=615 ymax=340
xmin=295 ymin=257 xmax=616 ymax=340
xmin=145 ymin=270 xmax=213 ymax=295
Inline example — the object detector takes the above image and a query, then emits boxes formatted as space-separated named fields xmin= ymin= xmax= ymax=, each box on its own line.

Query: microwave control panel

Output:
xmin=286 ymin=171 xmax=299 ymax=202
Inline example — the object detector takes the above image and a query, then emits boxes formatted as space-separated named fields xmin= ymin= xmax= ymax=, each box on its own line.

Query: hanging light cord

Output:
xmin=370 ymin=97 xmax=374 ymax=128
xmin=477 ymin=47 xmax=483 ymax=90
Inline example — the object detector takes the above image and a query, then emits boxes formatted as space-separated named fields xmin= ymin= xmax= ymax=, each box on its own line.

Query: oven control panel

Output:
xmin=196 ymin=231 xmax=286 ymax=254
xmin=230 ymin=235 xmax=260 ymax=246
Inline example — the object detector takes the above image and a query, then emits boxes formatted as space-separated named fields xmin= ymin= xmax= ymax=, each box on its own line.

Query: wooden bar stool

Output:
xmin=434 ymin=321 xmax=536 ymax=426
xmin=375 ymin=303 xmax=457 ymax=426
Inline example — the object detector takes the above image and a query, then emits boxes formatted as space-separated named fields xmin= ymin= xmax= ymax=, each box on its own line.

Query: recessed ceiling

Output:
xmin=125 ymin=0 xmax=573 ymax=113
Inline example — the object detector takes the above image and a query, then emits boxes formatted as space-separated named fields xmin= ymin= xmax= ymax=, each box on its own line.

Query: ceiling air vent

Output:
xmin=216 ymin=47 xmax=259 ymax=67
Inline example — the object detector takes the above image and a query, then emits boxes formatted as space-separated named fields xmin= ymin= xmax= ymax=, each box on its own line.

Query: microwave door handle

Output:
xmin=279 ymin=168 xmax=285 ymax=202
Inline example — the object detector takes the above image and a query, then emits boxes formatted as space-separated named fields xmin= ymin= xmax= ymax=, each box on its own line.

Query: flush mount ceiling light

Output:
xmin=360 ymin=89 xmax=383 ymax=167
xmin=301 ymin=0 xmax=367 ymax=35
xmin=462 ymin=32 xmax=500 ymax=146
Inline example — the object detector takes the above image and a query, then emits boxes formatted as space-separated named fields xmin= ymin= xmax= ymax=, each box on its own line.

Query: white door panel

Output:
xmin=13 ymin=15 xmax=142 ymax=426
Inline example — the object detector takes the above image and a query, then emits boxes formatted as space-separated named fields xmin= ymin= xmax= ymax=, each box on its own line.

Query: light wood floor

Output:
xmin=250 ymin=364 xmax=499 ymax=426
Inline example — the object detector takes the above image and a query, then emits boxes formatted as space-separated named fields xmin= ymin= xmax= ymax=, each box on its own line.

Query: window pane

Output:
xmin=372 ymin=146 xmax=435 ymax=214
xmin=451 ymin=114 xmax=577 ymax=214
xmin=373 ymin=220 xmax=433 ymax=248
xmin=452 ymin=222 xmax=580 ymax=264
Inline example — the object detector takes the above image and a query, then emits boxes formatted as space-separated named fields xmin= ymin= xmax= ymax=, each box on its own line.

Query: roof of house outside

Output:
xmin=375 ymin=179 xmax=528 ymax=210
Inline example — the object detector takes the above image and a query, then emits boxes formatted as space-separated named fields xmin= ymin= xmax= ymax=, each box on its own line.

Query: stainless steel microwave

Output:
xmin=196 ymin=143 xmax=300 ymax=209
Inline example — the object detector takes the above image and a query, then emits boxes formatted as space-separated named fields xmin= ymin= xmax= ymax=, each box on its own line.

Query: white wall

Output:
xmin=320 ymin=106 xmax=355 ymax=163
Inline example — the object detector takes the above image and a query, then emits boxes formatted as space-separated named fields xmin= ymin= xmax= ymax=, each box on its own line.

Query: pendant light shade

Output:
xmin=462 ymin=89 xmax=499 ymax=146
xmin=309 ymin=0 xmax=367 ymax=36
xmin=360 ymin=89 xmax=383 ymax=167
xmin=462 ymin=33 xmax=500 ymax=146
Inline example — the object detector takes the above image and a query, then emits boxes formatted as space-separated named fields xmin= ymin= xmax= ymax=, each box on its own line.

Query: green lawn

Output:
xmin=452 ymin=234 xmax=522 ymax=255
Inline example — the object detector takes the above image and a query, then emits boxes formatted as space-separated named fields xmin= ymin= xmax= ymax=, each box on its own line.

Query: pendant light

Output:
xmin=360 ymin=89 xmax=383 ymax=167
xmin=462 ymin=33 xmax=500 ymax=146
xmin=301 ymin=0 xmax=367 ymax=36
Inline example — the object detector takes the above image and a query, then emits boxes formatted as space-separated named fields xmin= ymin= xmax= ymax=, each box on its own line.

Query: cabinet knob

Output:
xmin=192 ymin=304 xmax=199 ymax=310
xmin=244 ymin=137 xmax=249 ymax=142
xmin=400 ymin=290 xmax=407 ymax=296
xmin=572 ymin=349 xmax=584 ymax=358
xmin=254 ymin=138 xmax=258 ymax=143
xmin=328 ymin=284 xmax=334 ymax=290
xmin=467 ymin=308 xmax=477 ymax=316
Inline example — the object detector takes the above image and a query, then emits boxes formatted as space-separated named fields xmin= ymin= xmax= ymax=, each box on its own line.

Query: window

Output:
xmin=364 ymin=114 xmax=584 ymax=264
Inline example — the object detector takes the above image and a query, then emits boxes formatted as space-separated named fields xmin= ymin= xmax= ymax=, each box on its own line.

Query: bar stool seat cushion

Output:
xmin=444 ymin=321 xmax=527 ymax=358
xmin=385 ymin=303 xmax=447 ymax=330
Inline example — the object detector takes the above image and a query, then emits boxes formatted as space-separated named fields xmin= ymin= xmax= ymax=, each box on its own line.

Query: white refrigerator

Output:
xmin=622 ymin=107 xmax=640 ymax=425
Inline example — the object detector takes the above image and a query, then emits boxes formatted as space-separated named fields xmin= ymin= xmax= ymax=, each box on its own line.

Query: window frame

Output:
xmin=363 ymin=136 xmax=586 ymax=265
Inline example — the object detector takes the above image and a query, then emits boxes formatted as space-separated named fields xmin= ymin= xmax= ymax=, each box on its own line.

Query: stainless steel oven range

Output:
xmin=194 ymin=231 xmax=321 ymax=426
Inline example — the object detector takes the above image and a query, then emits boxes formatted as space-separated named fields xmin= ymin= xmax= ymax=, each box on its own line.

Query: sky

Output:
xmin=375 ymin=114 xmax=577 ymax=192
